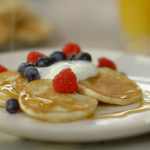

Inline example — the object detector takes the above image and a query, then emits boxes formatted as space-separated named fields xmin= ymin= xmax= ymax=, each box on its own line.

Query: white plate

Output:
xmin=0 ymin=48 xmax=150 ymax=142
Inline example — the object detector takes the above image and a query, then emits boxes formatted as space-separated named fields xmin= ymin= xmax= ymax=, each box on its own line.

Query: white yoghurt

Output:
xmin=37 ymin=61 xmax=98 ymax=81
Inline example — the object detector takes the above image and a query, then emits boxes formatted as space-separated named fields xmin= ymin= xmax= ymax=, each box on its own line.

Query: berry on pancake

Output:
xmin=98 ymin=57 xmax=117 ymax=70
xmin=0 ymin=64 xmax=8 ymax=73
xmin=5 ymin=98 xmax=19 ymax=114
xmin=27 ymin=51 xmax=45 ymax=64
xmin=50 ymin=51 xmax=66 ymax=62
xmin=24 ymin=66 xmax=40 ymax=82
xmin=18 ymin=62 xmax=35 ymax=76
xmin=62 ymin=43 xmax=81 ymax=57
xmin=74 ymin=52 xmax=92 ymax=61
xmin=35 ymin=56 xmax=55 ymax=67
xmin=52 ymin=68 xmax=78 ymax=93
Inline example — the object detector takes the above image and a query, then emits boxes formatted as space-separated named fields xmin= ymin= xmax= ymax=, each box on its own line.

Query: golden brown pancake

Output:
xmin=19 ymin=79 xmax=98 ymax=123
xmin=0 ymin=70 xmax=27 ymax=107
xmin=78 ymin=67 xmax=142 ymax=105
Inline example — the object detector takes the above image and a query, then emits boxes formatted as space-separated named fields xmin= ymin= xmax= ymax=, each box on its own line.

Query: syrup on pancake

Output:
xmin=78 ymin=67 xmax=142 ymax=105
xmin=0 ymin=70 xmax=27 ymax=107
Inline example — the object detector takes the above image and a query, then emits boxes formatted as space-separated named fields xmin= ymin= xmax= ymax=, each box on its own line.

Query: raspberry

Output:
xmin=98 ymin=57 xmax=117 ymax=70
xmin=27 ymin=51 xmax=45 ymax=64
xmin=0 ymin=64 xmax=8 ymax=73
xmin=62 ymin=43 xmax=81 ymax=57
xmin=52 ymin=68 xmax=78 ymax=93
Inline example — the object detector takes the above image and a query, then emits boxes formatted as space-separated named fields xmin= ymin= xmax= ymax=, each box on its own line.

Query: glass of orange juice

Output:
xmin=118 ymin=0 xmax=150 ymax=54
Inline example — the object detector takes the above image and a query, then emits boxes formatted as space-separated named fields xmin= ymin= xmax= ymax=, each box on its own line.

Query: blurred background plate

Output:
xmin=0 ymin=0 xmax=121 ymax=52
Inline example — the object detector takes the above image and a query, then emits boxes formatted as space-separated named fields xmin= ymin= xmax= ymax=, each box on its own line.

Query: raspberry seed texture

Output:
xmin=52 ymin=68 xmax=78 ymax=93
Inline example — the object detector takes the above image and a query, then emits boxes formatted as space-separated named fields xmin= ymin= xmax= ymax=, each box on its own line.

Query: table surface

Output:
xmin=1 ymin=131 xmax=150 ymax=150
xmin=1 ymin=0 xmax=150 ymax=149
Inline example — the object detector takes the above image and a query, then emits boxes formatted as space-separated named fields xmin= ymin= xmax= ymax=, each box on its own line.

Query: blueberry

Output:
xmin=35 ymin=56 xmax=55 ymax=67
xmin=74 ymin=52 xmax=92 ymax=61
xmin=50 ymin=51 xmax=66 ymax=62
xmin=67 ymin=54 xmax=76 ymax=60
xmin=18 ymin=62 xmax=35 ymax=76
xmin=5 ymin=98 xmax=19 ymax=114
xmin=24 ymin=66 xmax=40 ymax=83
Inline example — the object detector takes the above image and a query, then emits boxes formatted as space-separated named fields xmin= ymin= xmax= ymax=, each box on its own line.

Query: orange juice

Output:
xmin=118 ymin=0 xmax=150 ymax=37
xmin=118 ymin=0 xmax=150 ymax=53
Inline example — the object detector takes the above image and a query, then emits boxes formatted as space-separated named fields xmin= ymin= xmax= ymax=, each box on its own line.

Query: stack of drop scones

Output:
xmin=0 ymin=65 xmax=142 ymax=122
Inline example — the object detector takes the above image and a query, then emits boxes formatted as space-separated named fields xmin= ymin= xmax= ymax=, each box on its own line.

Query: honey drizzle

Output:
xmin=21 ymin=92 xmax=89 ymax=112
xmin=0 ymin=83 xmax=19 ymax=99
xmin=91 ymin=100 xmax=150 ymax=119
xmin=1 ymin=82 xmax=150 ymax=119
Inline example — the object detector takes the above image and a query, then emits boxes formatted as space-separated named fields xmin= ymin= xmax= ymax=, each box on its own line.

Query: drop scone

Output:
xmin=0 ymin=70 xmax=27 ymax=107
xmin=19 ymin=79 xmax=98 ymax=123
xmin=78 ymin=67 xmax=142 ymax=105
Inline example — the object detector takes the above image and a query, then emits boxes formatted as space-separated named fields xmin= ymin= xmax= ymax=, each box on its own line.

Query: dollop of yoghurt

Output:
xmin=37 ymin=61 xmax=98 ymax=81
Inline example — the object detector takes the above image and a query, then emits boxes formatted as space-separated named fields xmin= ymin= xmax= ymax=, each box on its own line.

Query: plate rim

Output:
xmin=0 ymin=48 xmax=150 ymax=142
